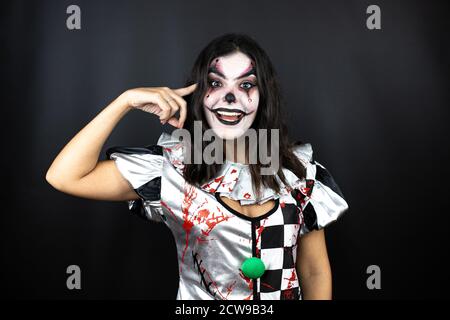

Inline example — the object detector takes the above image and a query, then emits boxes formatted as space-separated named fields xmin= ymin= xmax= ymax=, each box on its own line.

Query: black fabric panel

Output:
xmin=135 ymin=176 xmax=161 ymax=201
xmin=105 ymin=144 xmax=163 ymax=159
xmin=314 ymin=164 xmax=344 ymax=198
xmin=302 ymin=202 xmax=319 ymax=231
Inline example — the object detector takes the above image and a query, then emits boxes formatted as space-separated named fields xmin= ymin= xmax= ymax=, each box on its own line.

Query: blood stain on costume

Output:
xmin=202 ymin=175 xmax=224 ymax=192
xmin=160 ymin=200 xmax=179 ymax=221
xmin=226 ymin=280 xmax=238 ymax=298
xmin=180 ymin=184 xmax=233 ymax=270
xmin=180 ymin=184 xmax=198 ymax=270
xmin=201 ymin=211 xmax=231 ymax=236
xmin=255 ymin=219 xmax=267 ymax=257
xmin=281 ymin=288 xmax=296 ymax=299
xmin=301 ymin=180 xmax=315 ymax=197
xmin=284 ymin=269 xmax=297 ymax=289
xmin=239 ymin=269 xmax=254 ymax=300
xmin=261 ymin=282 xmax=276 ymax=291
xmin=196 ymin=236 xmax=216 ymax=244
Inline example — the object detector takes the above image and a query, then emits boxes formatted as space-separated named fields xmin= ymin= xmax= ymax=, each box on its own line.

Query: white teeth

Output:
xmin=217 ymin=111 xmax=242 ymax=116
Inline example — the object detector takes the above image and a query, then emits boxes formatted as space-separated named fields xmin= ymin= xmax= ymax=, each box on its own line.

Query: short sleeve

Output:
xmin=106 ymin=144 xmax=165 ymax=223
xmin=291 ymin=144 xmax=349 ymax=236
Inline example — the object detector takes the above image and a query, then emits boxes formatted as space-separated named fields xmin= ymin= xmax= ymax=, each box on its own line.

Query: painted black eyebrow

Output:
xmin=208 ymin=66 xmax=257 ymax=80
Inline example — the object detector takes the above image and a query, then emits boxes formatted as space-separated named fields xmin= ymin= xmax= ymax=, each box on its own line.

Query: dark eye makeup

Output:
xmin=207 ymin=78 xmax=257 ymax=90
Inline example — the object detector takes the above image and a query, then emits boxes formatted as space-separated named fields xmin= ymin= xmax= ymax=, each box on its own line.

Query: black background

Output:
xmin=2 ymin=0 xmax=449 ymax=299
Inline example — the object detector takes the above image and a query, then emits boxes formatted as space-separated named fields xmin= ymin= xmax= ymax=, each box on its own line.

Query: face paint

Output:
xmin=203 ymin=51 xmax=260 ymax=140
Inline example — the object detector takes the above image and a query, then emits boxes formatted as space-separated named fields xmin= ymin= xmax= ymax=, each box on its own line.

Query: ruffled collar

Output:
xmin=157 ymin=131 xmax=313 ymax=205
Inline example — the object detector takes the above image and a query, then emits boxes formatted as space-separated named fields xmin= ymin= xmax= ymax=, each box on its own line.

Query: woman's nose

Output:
xmin=224 ymin=92 xmax=236 ymax=103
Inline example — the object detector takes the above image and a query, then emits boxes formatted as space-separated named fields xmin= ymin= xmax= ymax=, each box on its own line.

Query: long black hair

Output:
xmin=182 ymin=33 xmax=306 ymax=196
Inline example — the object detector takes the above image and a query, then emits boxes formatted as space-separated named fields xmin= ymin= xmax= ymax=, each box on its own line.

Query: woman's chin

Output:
xmin=211 ymin=127 xmax=249 ymax=140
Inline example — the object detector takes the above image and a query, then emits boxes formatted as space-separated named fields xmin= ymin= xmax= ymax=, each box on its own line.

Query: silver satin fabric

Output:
xmin=162 ymin=165 xmax=254 ymax=299
xmin=109 ymin=132 xmax=349 ymax=300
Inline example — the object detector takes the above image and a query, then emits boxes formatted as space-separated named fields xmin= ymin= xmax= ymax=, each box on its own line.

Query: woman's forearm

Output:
xmin=46 ymin=93 xmax=131 ymax=187
xmin=300 ymin=271 xmax=332 ymax=300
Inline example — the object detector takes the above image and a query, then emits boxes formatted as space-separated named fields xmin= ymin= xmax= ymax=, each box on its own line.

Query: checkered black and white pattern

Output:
xmin=253 ymin=159 xmax=349 ymax=300
xmin=256 ymin=203 xmax=303 ymax=300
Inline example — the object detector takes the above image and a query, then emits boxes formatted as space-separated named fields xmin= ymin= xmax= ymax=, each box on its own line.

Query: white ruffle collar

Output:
xmin=157 ymin=131 xmax=314 ymax=205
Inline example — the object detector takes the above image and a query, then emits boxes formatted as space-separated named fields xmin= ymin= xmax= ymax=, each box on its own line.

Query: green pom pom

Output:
xmin=241 ymin=257 xmax=266 ymax=279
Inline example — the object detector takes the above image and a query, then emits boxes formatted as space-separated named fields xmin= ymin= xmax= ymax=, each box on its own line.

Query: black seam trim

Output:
xmin=251 ymin=220 xmax=259 ymax=300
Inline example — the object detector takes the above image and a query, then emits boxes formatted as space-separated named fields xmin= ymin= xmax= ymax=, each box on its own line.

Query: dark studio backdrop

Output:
xmin=2 ymin=0 xmax=449 ymax=300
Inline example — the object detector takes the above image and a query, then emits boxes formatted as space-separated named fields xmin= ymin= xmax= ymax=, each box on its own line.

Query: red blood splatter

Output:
xmin=196 ymin=208 xmax=210 ymax=220
xmin=195 ymin=236 xmax=217 ymax=244
xmin=301 ymin=187 xmax=310 ymax=195
xmin=255 ymin=219 xmax=267 ymax=258
xmin=261 ymin=282 xmax=276 ymax=290
xmin=301 ymin=180 xmax=315 ymax=197
xmin=281 ymin=288 xmax=295 ymax=299
xmin=201 ymin=182 xmax=211 ymax=189
xmin=160 ymin=200 xmax=179 ymax=221
xmin=201 ymin=175 xmax=226 ymax=193
xmin=283 ymin=269 xmax=297 ymax=289
xmin=179 ymin=185 xmax=198 ymax=271
xmin=225 ymin=280 xmax=237 ymax=299
xmin=179 ymin=184 xmax=232 ymax=272
xmin=201 ymin=211 xmax=231 ymax=236
xmin=239 ymin=270 xmax=253 ymax=300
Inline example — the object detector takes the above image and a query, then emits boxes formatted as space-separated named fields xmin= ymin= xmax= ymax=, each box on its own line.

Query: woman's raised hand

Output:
xmin=122 ymin=83 xmax=197 ymax=128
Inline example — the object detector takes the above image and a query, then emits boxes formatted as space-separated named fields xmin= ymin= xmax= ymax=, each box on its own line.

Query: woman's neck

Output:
xmin=223 ymin=138 xmax=248 ymax=164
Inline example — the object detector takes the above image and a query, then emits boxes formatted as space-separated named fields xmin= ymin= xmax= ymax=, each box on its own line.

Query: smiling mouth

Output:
xmin=207 ymin=107 xmax=249 ymax=125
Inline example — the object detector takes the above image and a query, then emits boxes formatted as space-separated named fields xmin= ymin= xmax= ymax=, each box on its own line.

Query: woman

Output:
xmin=46 ymin=33 xmax=348 ymax=300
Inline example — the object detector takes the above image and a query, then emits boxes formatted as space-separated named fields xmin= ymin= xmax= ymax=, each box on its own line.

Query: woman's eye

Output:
xmin=240 ymin=82 xmax=255 ymax=90
xmin=209 ymin=80 xmax=221 ymax=88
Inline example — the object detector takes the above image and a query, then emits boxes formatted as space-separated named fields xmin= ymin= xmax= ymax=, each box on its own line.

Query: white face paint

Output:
xmin=203 ymin=51 xmax=260 ymax=140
